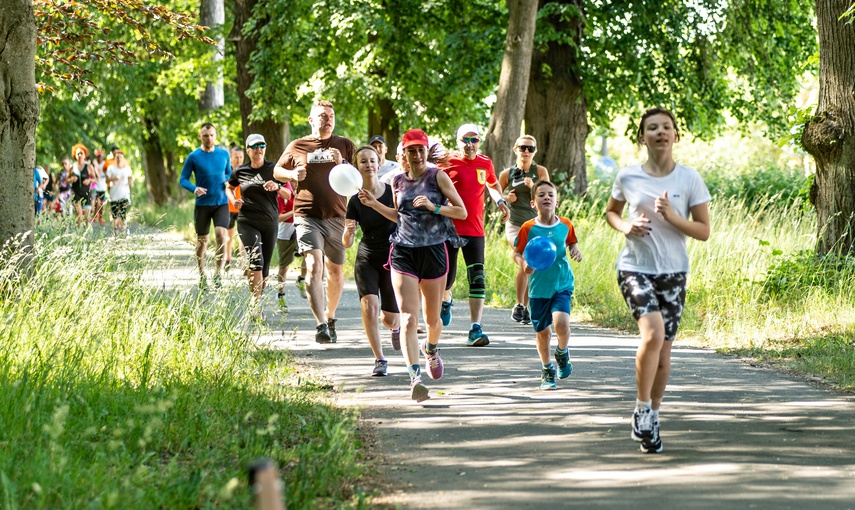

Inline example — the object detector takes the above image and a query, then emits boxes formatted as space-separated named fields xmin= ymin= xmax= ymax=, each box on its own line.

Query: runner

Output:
xmin=513 ymin=181 xmax=582 ymax=390
xmin=276 ymin=181 xmax=297 ymax=311
xmin=106 ymin=149 xmax=134 ymax=235
xmin=226 ymin=145 xmax=246 ymax=272
xmin=498 ymin=135 xmax=550 ymax=325
xmin=358 ymin=128 xmax=467 ymax=402
xmin=68 ymin=144 xmax=92 ymax=227
xmin=442 ymin=124 xmax=510 ymax=346
xmin=92 ymin=150 xmax=109 ymax=226
xmin=273 ymin=100 xmax=356 ymax=343
xmin=605 ymin=107 xmax=711 ymax=454
xmin=343 ymin=146 xmax=401 ymax=377
xmin=179 ymin=123 xmax=232 ymax=289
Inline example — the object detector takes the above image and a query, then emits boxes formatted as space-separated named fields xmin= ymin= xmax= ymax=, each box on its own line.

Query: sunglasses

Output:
xmin=248 ymin=143 xmax=266 ymax=149
xmin=461 ymin=137 xmax=480 ymax=144
xmin=517 ymin=145 xmax=536 ymax=153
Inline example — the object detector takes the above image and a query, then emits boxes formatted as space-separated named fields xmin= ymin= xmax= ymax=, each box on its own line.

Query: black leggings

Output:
xmin=238 ymin=221 xmax=277 ymax=278
xmin=445 ymin=236 xmax=486 ymax=299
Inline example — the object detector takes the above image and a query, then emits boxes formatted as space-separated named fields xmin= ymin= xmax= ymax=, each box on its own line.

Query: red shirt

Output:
xmin=443 ymin=153 xmax=497 ymax=237
xmin=277 ymin=182 xmax=295 ymax=223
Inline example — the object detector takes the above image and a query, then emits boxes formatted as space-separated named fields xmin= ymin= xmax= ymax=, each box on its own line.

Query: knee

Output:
xmin=326 ymin=262 xmax=343 ymax=279
xmin=362 ymin=298 xmax=380 ymax=317
xmin=467 ymin=263 xmax=486 ymax=298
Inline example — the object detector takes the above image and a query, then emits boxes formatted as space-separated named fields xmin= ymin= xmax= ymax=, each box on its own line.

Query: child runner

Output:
xmin=513 ymin=181 xmax=582 ymax=391
xmin=343 ymin=146 xmax=401 ymax=377
xmin=276 ymin=182 xmax=297 ymax=310
xmin=359 ymin=129 xmax=467 ymax=402
xmin=605 ymin=107 xmax=711 ymax=454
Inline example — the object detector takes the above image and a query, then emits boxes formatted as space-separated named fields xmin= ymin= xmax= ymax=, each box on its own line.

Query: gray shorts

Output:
xmin=294 ymin=216 xmax=346 ymax=265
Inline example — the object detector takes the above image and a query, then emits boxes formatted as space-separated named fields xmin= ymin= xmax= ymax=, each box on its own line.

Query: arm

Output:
xmin=342 ymin=219 xmax=357 ymax=249
xmin=278 ymin=211 xmax=294 ymax=222
xmin=606 ymin=197 xmax=651 ymax=237
xmin=487 ymin=180 xmax=510 ymax=222
xmin=226 ymin=183 xmax=243 ymax=210
xmin=273 ymin=149 xmax=306 ymax=182
xmin=537 ymin=165 xmax=550 ymax=183
xmin=432 ymin=171 xmax=467 ymax=220
xmin=567 ymin=243 xmax=583 ymax=262
xmin=358 ymin=189 xmax=398 ymax=223
xmin=656 ymin=192 xmax=711 ymax=241
xmin=512 ymin=249 xmax=533 ymax=274
xmin=179 ymin=156 xmax=197 ymax=193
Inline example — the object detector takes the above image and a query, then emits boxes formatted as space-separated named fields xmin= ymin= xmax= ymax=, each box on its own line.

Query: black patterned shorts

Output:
xmin=617 ymin=271 xmax=687 ymax=341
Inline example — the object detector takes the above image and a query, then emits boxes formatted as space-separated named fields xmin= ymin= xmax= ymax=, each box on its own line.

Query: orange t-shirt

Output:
xmin=228 ymin=186 xmax=242 ymax=213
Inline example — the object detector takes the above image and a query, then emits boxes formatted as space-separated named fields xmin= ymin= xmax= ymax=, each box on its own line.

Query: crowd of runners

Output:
xmin=34 ymin=145 xmax=135 ymax=233
xmin=182 ymin=103 xmax=711 ymax=454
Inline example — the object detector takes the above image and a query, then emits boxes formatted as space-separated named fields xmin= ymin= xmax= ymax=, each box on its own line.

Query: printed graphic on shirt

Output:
xmin=307 ymin=149 xmax=335 ymax=164
xmin=477 ymin=168 xmax=487 ymax=185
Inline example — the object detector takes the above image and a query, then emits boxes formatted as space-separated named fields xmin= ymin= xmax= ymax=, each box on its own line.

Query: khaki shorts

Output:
xmin=505 ymin=222 xmax=521 ymax=244
xmin=294 ymin=216 xmax=346 ymax=265
xmin=277 ymin=236 xmax=298 ymax=269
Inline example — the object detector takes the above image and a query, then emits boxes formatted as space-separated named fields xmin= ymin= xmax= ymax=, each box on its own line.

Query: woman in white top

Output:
xmin=106 ymin=150 xmax=134 ymax=234
xmin=605 ymin=107 xmax=711 ymax=454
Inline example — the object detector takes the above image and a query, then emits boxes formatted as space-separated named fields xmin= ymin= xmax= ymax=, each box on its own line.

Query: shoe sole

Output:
xmin=372 ymin=370 xmax=388 ymax=377
xmin=467 ymin=337 xmax=489 ymax=347
xmin=315 ymin=336 xmax=333 ymax=344
xmin=540 ymin=384 xmax=557 ymax=390
xmin=411 ymin=382 xmax=430 ymax=402
xmin=640 ymin=439 xmax=663 ymax=453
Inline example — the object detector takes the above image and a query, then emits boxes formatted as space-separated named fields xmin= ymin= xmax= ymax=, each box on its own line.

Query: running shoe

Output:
xmin=540 ymin=365 xmax=557 ymax=390
xmin=640 ymin=419 xmax=663 ymax=454
xmin=372 ymin=359 xmax=388 ymax=377
xmin=296 ymin=276 xmax=307 ymax=299
xmin=277 ymin=293 xmax=287 ymax=311
xmin=467 ymin=324 xmax=490 ymax=347
xmin=327 ymin=318 xmax=338 ymax=343
xmin=315 ymin=323 xmax=333 ymax=344
xmin=555 ymin=348 xmax=573 ymax=379
xmin=631 ymin=408 xmax=654 ymax=443
xmin=421 ymin=343 xmax=444 ymax=380
xmin=410 ymin=375 xmax=429 ymax=402
xmin=440 ymin=299 xmax=453 ymax=326
xmin=512 ymin=303 xmax=525 ymax=323
xmin=213 ymin=274 xmax=222 ymax=289
xmin=391 ymin=329 xmax=401 ymax=351
xmin=521 ymin=307 xmax=531 ymax=325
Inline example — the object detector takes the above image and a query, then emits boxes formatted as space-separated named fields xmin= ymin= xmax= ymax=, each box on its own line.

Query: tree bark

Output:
xmin=142 ymin=116 xmax=170 ymax=206
xmin=802 ymin=0 xmax=855 ymax=255
xmin=231 ymin=0 xmax=288 ymax=159
xmin=368 ymin=97 xmax=399 ymax=159
xmin=199 ymin=0 xmax=225 ymax=111
xmin=524 ymin=0 xmax=588 ymax=196
xmin=0 ymin=0 xmax=39 ymax=249
xmin=482 ymin=0 xmax=538 ymax=171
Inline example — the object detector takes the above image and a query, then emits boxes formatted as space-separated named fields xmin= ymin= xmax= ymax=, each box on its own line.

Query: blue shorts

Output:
xmin=529 ymin=289 xmax=572 ymax=333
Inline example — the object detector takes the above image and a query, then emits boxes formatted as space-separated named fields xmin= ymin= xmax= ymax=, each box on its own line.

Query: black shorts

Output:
xmin=390 ymin=243 xmax=447 ymax=282
xmin=72 ymin=193 xmax=91 ymax=207
xmin=94 ymin=191 xmax=107 ymax=201
xmin=355 ymin=248 xmax=399 ymax=312
xmin=110 ymin=199 xmax=130 ymax=220
xmin=617 ymin=271 xmax=687 ymax=341
xmin=194 ymin=204 xmax=230 ymax=236
xmin=228 ymin=212 xmax=238 ymax=230
xmin=238 ymin=221 xmax=278 ymax=278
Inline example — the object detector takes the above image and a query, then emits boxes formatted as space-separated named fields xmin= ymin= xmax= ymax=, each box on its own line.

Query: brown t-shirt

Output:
xmin=277 ymin=134 xmax=356 ymax=219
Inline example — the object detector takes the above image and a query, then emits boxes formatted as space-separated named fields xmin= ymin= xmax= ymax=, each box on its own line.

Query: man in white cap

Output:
xmin=441 ymin=123 xmax=510 ymax=346
xmin=273 ymin=100 xmax=356 ymax=344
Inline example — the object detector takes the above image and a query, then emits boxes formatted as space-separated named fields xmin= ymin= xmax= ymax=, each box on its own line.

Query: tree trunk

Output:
xmin=199 ymin=0 xmax=225 ymax=111
xmin=231 ymin=0 xmax=288 ymax=159
xmin=142 ymin=116 xmax=170 ymax=206
xmin=524 ymin=0 xmax=588 ymax=196
xmin=368 ymin=97 xmax=399 ymax=160
xmin=802 ymin=0 xmax=855 ymax=255
xmin=482 ymin=0 xmax=538 ymax=171
xmin=0 ymin=0 xmax=39 ymax=250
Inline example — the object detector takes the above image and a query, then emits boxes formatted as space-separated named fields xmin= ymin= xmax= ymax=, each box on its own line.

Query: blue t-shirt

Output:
xmin=179 ymin=147 xmax=232 ymax=206
xmin=515 ymin=216 xmax=578 ymax=299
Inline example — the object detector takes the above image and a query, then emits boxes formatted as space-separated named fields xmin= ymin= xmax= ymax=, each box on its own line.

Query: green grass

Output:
xmin=0 ymin=223 xmax=370 ymax=508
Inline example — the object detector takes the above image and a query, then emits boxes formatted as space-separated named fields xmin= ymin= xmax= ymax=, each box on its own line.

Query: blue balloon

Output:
xmin=523 ymin=236 xmax=557 ymax=271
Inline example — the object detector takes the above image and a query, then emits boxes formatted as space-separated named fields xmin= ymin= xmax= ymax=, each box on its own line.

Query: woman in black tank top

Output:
xmin=498 ymin=135 xmax=550 ymax=325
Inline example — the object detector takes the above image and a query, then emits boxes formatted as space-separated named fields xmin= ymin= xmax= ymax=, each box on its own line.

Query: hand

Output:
xmin=524 ymin=177 xmax=533 ymax=188
xmin=194 ymin=187 xmax=208 ymax=197
xmin=344 ymin=219 xmax=357 ymax=235
xmin=290 ymin=166 xmax=306 ymax=181
xmin=625 ymin=213 xmax=651 ymax=237
xmin=357 ymin=188 xmax=377 ymax=207
xmin=234 ymin=198 xmax=244 ymax=210
xmin=523 ymin=261 xmax=534 ymax=274
xmin=263 ymin=180 xmax=280 ymax=192
xmin=329 ymin=148 xmax=343 ymax=165
xmin=568 ymin=244 xmax=583 ymax=262
xmin=498 ymin=201 xmax=510 ymax=223
xmin=412 ymin=195 xmax=434 ymax=211
xmin=506 ymin=190 xmax=517 ymax=203
xmin=655 ymin=190 xmax=673 ymax=220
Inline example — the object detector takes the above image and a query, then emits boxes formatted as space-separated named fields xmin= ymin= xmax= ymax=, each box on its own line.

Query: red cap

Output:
xmin=401 ymin=129 xmax=429 ymax=148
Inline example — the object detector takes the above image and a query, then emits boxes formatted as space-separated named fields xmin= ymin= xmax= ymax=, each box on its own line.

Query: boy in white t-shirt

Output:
xmin=106 ymin=149 xmax=134 ymax=234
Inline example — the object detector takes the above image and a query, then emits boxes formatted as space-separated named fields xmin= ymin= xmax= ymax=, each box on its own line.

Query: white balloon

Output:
xmin=328 ymin=164 xmax=363 ymax=197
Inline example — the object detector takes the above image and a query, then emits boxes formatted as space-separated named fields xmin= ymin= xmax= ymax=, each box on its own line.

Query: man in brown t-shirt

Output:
xmin=274 ymin=100 xmax=356 ymax=343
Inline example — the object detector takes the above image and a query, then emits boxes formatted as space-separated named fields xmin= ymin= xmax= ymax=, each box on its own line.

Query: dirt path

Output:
xmin=145 ymin=230 xmax=855 ymax=509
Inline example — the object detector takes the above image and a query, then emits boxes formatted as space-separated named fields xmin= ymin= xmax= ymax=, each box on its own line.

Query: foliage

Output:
xmin=759 ymin=248 xmax=855 ymax=300
xmin=0 ymin=226 xmax=366 ymax=508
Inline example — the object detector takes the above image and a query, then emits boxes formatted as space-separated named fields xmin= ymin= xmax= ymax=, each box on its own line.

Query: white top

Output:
xmin=107 ymin=164 xmax=133 ymax=202
xmin=379 ymin=167 xmax=404 ymax=185
xmin=278 ymin=222 xmax=295 ymax=240
xmin=94 ymin=160 xmax=109 ymax=192
xmin=611 ymin=163 xmax=710 ymax=274
xmin=377 ymin=159 xmax=400 ymax=180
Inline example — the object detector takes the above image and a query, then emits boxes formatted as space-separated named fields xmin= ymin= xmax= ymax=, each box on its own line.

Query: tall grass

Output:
xmin=0 ymin=224 xmax=368 ymax=508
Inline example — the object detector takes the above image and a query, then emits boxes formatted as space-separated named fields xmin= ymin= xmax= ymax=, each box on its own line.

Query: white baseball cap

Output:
xmin=456 ymin=123 xmax=481 ymax=140
xmin=245 ymin=133 xmax=266 ymax=147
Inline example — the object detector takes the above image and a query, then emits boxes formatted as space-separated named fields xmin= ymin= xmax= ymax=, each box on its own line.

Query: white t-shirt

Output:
xmin=611 ymin=164 xmax=711 ymax=274
xmin=107 ymin=164 xmax=133 ymax=202
xmin=94 ymin=160 xmax=109 ymax=192
xmin=377 ymin=159 xmax=400 ymax=180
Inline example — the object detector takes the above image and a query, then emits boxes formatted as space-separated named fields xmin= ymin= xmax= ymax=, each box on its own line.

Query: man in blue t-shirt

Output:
xmin=180 ymin=123 xmax=232 ymax=288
